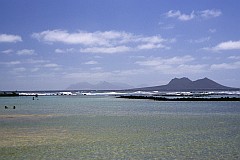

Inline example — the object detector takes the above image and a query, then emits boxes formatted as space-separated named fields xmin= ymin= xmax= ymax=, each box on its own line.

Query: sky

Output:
xmin=0 ymin=0 xmax=240 ymax=90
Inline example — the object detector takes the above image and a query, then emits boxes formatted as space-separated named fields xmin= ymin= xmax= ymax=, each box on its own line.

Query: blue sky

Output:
xmin=0 ymin=0 xmax=240 ymax=90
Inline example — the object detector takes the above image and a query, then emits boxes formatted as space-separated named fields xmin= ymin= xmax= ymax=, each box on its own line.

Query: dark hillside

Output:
xmin=130 ymin=77 xmax=238 ymax=91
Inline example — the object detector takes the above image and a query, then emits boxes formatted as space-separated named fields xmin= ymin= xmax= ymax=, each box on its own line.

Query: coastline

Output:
xmin=118 ymin=95 xmax=240 ymax=101
xmin=1 ymin=90 xmax=240 ymax=101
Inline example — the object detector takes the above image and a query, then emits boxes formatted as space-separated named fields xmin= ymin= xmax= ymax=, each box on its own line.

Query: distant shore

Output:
xmin=118 ymin=95 xmax=240 ymax=101
xmin=0 ymin=92 xmax=19 ymax=97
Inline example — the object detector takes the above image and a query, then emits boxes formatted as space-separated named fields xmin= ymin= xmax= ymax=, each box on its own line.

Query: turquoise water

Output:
xmin=1 ymin=96 xmax=240 ymax=159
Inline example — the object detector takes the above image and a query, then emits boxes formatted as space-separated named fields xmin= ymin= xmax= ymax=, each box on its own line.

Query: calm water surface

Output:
xmin=0 ymin=96 xmax=240 ymax=159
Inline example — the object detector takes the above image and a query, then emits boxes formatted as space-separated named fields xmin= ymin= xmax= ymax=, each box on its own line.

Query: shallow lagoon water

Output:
xmin=1 ymin=96 xmax=240 ymax=159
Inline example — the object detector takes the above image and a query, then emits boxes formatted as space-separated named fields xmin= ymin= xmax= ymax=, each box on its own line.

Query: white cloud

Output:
xmin=80 ymin=46 xmax=131 ymax=54
xmin=1 ymin=59 xmax=50 ymax=66
xmin=200 ymin=9 xmax=222 ymax=18
xmin=165 ymin=10 xmax=181 ymax=18
xmin=165 ymin=9 xmax=221 ymax=21
xmin=175 ymin=64 xmax=207 ymax=74
xmin=0 ymin=61 xmax=21 ymax=66
xmin=209 ymin=28 xmax=216 ymax=33
xmin=25 ymin=59 xmax=50 ymax=64
xmin=55 ymin=48 xmax=75 ymax=53
xmin=13 ymin=67 xmax=26 ymax=72
xmin=136 ymin=55 xmax=207 ymax=74
xmin=16 ymin=49 xmax=36 ymax=56
xmin=206 ymin=40 xmax=240 ymax=51
xmin=32 ymin=30 xmax=130 ymax=46
xmin=55 ymin=49 xmax=65 ymax=53
xmin=44 ymin=63 xmax=60 ymax=68
xmin=84 ymin=60 xmax=98 ymax=65
xmin=136 ymin=55 xmax=195 ymax=66
xmin=32 ymin=30 xmax=171 ymax=54
xmin=165 ymin=10 xmax=195 ymax=21
xmin=137 ymin=43 xmax=166 ymax=50
xmin=1 ymin=49 xmax=14 ymax=54
xmin=5 ymin=61 xmax=21 ymax=65
xmin=189 ymin=37 xmax=211 ymax=43
xmin=178 ymin=12 xmax=195 ymax=21
xmin=211 ymin=61 xmax=240 ymax=70
xmin=0 ymin=34 xmax=22 ymax=43
xmin=228 ymin=56 xmax=240 ymax=60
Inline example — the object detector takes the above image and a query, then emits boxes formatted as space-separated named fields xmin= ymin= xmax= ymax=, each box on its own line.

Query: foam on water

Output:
xmin=17 ymin=90 xmax=240 ymax=98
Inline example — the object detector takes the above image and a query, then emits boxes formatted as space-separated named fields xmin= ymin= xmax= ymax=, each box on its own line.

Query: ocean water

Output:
xmin=0 ymin=96 xmax=240 ymax=159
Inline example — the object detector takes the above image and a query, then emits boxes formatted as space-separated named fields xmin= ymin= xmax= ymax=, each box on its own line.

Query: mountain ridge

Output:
xmin=67 ymin=78 xmax=239 ymax=91
xmin=130 ymin=77 xmax=239 ymax=91
xmin=67 ymin=81 xmax=134 ymax=90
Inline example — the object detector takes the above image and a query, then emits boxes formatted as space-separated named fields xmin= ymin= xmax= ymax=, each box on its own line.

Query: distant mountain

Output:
xmin=67 ymin=81 xmax=133 ymax=90
xmin=130 ymin=77 xmax=239 ymax=91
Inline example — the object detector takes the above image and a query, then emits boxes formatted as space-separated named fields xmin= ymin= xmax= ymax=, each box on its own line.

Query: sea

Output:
xmin=0 ymin=90 xmax=240 ymax=159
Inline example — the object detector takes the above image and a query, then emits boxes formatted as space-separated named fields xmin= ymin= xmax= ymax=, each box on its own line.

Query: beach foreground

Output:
xmin=1 ymin=96 xmax=240 ymax=159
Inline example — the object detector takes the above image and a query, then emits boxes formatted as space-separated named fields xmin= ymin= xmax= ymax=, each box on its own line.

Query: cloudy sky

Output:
xmin=0 ymin=0 xmax=240 ymax=90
